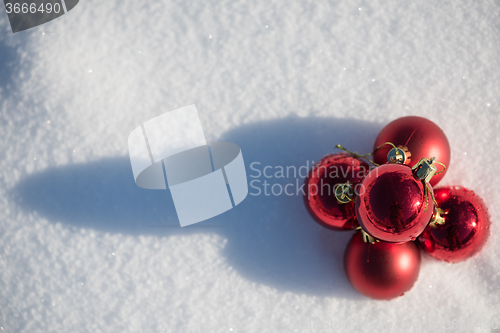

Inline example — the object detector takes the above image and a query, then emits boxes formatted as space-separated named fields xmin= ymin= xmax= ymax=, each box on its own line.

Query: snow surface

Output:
xmin=1 ymin=0 xmax=499 ymax=332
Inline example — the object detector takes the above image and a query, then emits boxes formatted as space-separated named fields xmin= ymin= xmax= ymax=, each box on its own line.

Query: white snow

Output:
xmin=0 ymin=0 xmax=499 ymax=332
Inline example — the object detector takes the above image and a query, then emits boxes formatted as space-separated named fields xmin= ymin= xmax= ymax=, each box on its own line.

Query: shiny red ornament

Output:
xmin=303 ymin=153 xmax=369 ymax=230
xmin=418 ymin=186 xmax=491 ymax=263
xmin=344 ymin=232 xmax=421 ymax=300
xmin=356 ymin=163 xmax=434 ymax=243
xmin=373 ymin=116 xmax=450 ymax=186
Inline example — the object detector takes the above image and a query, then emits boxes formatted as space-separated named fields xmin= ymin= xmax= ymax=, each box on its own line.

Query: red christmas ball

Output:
xmin=373 ymin=116 xmax=450 ymax=186
xmin=418 ymin=186 xmax=491 ymax=263
xmin=344 ymin=232 xmax=421 ymax=300
xmin=356 ymin=163 xmax=434 ymax=243
xmin=303 ymin=153 xmax=369 ymax=230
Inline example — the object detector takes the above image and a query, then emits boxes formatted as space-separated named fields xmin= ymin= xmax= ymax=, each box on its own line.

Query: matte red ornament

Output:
xmin=356 ymin=163 xmax=434 ymax=243
xmin=418 ymin=186 xmax=491 ymax=263
xmin=344 ymin=232 xmax=421 ymax=300
xmin=304 ymin=153 xmax=369 ymax=230
xmin=373 ymin=116 xmax=450 ymax=186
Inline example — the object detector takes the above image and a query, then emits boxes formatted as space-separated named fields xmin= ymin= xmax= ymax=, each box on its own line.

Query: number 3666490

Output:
xmin=5 ymin=2 xmax=61 ymax=14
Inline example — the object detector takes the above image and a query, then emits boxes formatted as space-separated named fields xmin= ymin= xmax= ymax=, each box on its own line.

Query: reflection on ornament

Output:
xmin=304 ymin=153 xmax=369 ymax=230
xmin=418 ymin=186 xmax=490 ymax=263
xmin=356 ymin=163 xmax=434 ymax=243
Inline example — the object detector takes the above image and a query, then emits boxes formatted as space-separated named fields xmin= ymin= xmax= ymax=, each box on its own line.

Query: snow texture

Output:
xmin=0 ymin=0 xmax=499 ymax=332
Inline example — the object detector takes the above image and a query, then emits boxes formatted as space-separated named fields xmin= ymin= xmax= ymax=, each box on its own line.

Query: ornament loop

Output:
xmin=434 ymin=161 xmax=447 ymax=175
xmin=375 ymin=141 xmax=398 ymax=151
xmin=335 ymin=144 xmax=378 ymax=166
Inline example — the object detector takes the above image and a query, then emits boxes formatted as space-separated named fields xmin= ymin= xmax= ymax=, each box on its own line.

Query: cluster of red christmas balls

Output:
xmin=303 ymin=116 xmax=491 ymax=300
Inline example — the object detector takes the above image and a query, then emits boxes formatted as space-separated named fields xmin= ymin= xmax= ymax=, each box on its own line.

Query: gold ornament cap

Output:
xmin=334 ymin=182 xmax=354 ymax=204
xmin=387 ymin=146 xmax=411 ymax=164
xmin=429 ymin=208 xmax=446 ymax=228
xmin=355 ymin=227 xmax=379 ymax=244
xmin=412 ymin=157 xmax=438 ymax=184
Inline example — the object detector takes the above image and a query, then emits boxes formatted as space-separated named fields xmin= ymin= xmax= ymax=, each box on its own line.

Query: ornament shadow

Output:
xmin=12 ymin=115 xmax=383 ymax=298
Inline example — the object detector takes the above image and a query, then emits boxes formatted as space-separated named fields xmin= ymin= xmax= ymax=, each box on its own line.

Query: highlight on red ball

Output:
xmin=344 ymin=232 xmax=421 ymax=300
